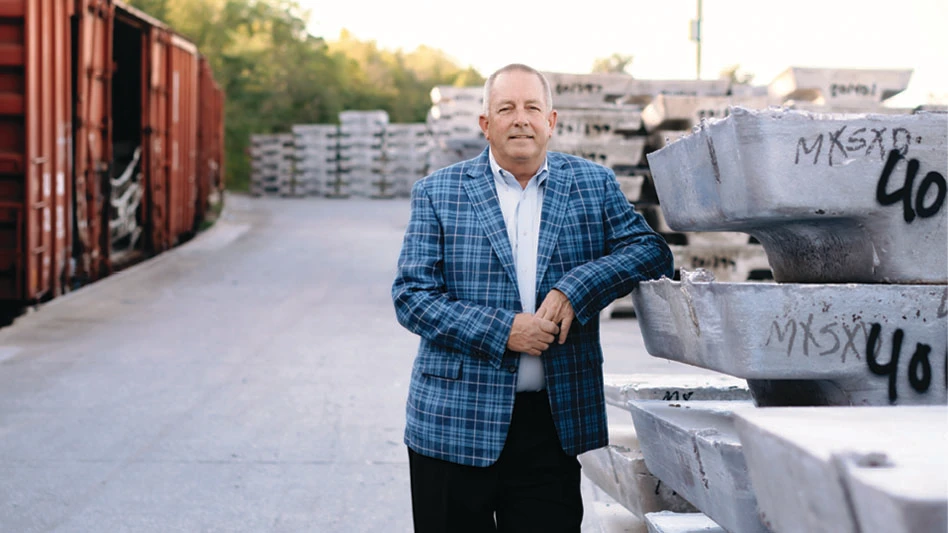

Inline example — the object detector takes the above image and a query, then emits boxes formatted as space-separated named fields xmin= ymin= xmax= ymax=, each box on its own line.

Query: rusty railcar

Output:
xmin=0 ymin=0 xmax=224 ymax=318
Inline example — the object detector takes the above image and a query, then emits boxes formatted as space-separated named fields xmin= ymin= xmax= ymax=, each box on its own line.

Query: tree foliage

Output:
xmin=720 ymin=64 xmax=754 ymax=85
xmin=126 ymin=0 xmax=484 ymax=191
xmin=591 ymin=53 xmax=634 ymax=75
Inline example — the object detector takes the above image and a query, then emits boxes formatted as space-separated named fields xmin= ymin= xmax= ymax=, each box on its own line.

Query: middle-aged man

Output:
xmin=392 ymin=63 xmax=674 ymax=532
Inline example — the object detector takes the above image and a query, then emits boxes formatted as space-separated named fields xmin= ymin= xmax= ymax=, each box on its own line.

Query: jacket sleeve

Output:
xmin=392 ymin=179 xmax=515 ymax=369
xmin=553 ymin=170 xmax=674 ymax=325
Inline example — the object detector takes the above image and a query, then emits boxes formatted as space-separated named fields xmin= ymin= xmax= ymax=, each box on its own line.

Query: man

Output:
xmin=392 ymin=64 xmax=673 ymax=532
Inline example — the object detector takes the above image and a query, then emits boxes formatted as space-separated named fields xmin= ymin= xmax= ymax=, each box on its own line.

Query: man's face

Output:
xmin=479 ymin=70 xmax=557 ymax=171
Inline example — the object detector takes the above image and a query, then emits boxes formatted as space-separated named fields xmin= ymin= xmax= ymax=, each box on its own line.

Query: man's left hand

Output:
xmin=536 ymin=289 xmax=575 ymax=345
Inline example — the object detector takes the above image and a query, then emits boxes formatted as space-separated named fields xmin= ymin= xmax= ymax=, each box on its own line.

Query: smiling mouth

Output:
xmin=509 ymin=135 xmax=533 ymax=140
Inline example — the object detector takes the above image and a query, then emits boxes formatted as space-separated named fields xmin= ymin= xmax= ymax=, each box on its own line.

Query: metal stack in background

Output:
xmin=337 ymin=110 xmax=388 ymax=198
xmin=770 ymin=66 xmax=915 ymax=114
xmin=292 ymin=124 xmax=339 ymax=197
xmin=426 ymin=86 xmax=487 ymax=171
xmin=250 ymin=133 xmax=294 ymax=197
xmin=383 ymin=123 xmax=428 ymax=198
xmin=544 ymin=72 xmax=653 ymax=208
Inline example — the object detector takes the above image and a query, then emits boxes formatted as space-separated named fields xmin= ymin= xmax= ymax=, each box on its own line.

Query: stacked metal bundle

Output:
xmin=426 ymin=86 xmax=487 ymax=172
xmin=382 ymin=123 xmax=428 ymax=198
xmin=292 ymin=124 xmax=339 ymax=197
xmin=336 ymin=110 xmax=388 ymax=198
xmin=769 ymin=67 xmax=915 ymax=113
xmin=627 ymin=106 xmax=947 ymax=533
xmin=249 ymin=133 xmax=295 ymax=197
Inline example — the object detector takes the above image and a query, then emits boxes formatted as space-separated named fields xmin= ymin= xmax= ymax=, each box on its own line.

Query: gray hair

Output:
xmin=481 ymin=64 xmax=554 ymax=116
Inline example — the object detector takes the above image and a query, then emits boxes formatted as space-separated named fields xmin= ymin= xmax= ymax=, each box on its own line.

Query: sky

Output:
xmin=299 ymin=0 xmax=947 ymax=107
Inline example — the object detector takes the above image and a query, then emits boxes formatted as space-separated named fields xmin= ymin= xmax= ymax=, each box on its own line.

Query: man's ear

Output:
xmin=478 ymin=114 xmax=489 ymax=139
xmin=547 ymin=109 xmax=557 ymax=133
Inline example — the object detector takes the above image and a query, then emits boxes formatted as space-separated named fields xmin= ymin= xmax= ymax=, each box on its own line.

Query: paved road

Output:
xmin=0 ymin=194 xmax=706 ymax=532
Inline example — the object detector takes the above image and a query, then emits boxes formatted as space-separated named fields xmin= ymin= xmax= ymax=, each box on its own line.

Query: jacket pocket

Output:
xmin=419 ymin=356 xmax=462 ymax=380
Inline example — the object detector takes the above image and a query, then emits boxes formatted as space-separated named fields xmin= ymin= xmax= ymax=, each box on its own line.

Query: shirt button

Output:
xmin=507 ymin=365 xmax=517 ymax=373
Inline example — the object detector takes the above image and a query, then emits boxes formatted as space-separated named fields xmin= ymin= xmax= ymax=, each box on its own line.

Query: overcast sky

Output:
xmin=299 ymin=0 xmax=947 ymax=106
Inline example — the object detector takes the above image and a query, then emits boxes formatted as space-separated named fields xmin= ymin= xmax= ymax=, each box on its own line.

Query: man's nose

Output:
xmin=513 ymin=109 xmax=529 ymax=126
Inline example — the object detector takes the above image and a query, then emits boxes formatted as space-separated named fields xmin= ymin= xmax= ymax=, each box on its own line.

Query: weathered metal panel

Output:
xmin=195 ymin=57 xmax=222 ymax=222
xmin=73 ymin=0 xmax=113 ymax=281
xmin=0 ymin=0 xmax=75 ymax=303
xmin=142 ymin=25 xmax=169 ymax=251
xmin=165 ymin=39 xmax=198 ymax=242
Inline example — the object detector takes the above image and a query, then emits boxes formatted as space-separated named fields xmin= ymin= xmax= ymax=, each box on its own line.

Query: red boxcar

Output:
xmin=0 ymin=0 xmax=223 ymax=317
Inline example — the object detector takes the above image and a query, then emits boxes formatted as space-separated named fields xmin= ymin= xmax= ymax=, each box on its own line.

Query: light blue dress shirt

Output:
xmin=488 ymin=149 xmax=549 ymax=392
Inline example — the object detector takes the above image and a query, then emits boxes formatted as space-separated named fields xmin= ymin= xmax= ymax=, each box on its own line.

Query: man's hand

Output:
xmin=536 ymin=289 xmax=575 ymax=345
xmin=507 ymin=313 xmax=559 ymax=356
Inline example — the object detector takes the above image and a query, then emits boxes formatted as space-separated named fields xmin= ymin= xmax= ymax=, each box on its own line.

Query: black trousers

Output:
xmin=408 ymin=391 xmax=583 ymax=533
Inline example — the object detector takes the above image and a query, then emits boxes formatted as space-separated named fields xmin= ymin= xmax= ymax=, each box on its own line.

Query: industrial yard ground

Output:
xmin=0 ymin=193 xmax=717 ymax=532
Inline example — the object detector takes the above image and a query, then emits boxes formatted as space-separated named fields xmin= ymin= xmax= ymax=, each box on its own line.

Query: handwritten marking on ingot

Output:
xmin=794 ymin=126 xmax=921 ymax=166
xmin=829 ymin=82 xmax=877 ymax=99
xmin=866 ymin=323 xmax=937 ymax=404
xmin=876 ymin=149 xmax=947 ymax=224
xmin=767 ymin=314 xmax=871 ymax=362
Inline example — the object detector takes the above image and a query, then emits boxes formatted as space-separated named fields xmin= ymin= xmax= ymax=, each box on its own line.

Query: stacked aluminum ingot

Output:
xmin=769 ymin=67 xmax=915 ymax=114
xmin=426 ymin=86 xmax=487 ymax=172
xmin=292 ymin=124 xmax=339 ymax=197
xmin=382 ymin=123 xmax=428 ymax=198
xmin=250 ymin=133 xmax=294 ymax=196
xmin=541 ymin=73 xmax=774 ymax=319
xmin=628 ymin=102 xmax=947 ymax=532
xmin=578 ymin=374 xmax=752 ymax=527
xmin=638 ymin=89 xmax=774 ymax=287
xmin=337 ymin=110 xmax=388 ymax=198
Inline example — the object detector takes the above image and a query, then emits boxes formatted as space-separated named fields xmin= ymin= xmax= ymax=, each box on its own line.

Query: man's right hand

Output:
xmin=507 ymin=313 xmax=560 ymax=356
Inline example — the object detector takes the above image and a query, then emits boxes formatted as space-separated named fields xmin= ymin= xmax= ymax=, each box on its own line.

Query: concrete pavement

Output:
xmin=0 ymin=193 xmax=709 ymax=532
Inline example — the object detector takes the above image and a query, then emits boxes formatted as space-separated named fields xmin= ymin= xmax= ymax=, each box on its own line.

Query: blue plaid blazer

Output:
xmin=392 ymin=148 xmax=673 ymax=467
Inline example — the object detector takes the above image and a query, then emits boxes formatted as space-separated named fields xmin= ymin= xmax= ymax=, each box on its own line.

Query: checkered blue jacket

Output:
xmin=392 ymin=148 xmax=673 ymax=467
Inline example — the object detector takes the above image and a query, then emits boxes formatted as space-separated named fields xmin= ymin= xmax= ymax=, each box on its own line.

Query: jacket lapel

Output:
xmin=463 ymin=151 xmax=518 ymax=287
xmin=536 ymin=153 xmax=573 ymax=288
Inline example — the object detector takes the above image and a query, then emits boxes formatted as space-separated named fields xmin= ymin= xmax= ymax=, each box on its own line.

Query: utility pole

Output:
xmin=691 ymin=0 xmax=703 ymax=80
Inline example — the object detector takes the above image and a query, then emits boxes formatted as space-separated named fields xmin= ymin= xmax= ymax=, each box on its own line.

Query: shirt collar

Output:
xmin=488 ymin=148 xmax=549 ymax=189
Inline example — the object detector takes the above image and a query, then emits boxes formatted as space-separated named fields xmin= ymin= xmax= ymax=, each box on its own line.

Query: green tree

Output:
xmin=126 ymin=0 xmax=482 ymax=191
xmin=591 ymin=53 xmax=634 ymax=75
xmin=720 ymin=64 xmax=754 ymax=85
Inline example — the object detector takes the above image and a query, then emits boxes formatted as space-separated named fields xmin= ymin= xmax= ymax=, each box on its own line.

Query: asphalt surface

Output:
xmin=0 ymin=193 xmax=708 ymax=532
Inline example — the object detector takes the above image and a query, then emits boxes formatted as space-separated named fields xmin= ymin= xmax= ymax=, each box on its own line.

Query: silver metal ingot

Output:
xmin=628 ymin=401 xmax=768 ymax=533
xmin=604 ymin=373 xmax=750 ymax=411
xmin=578 ymin=425 xmax=697 ymax=518
xmin=768 ymin=67 xmax=913 ymax=106
xmin=645 ymin=511 xmax=726 ymax=533
xmin=732 ymin=406 xmax=947 ymax=533
xmin=645 ymin=107 xmax=948 ymax=283
xmin=550 ymin=136 xmax=647 ymax=168
xmin=632 ymin=278 xmax=948 ymax=406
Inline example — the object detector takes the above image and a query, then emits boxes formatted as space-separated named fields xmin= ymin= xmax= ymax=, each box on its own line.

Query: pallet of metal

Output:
xmin=249 ymin=134 xmax=294 ymax=197
xmin=382 ymin=124 xmax=427 ymax=197
xmin=293 ymin=124 xmax=339 ymax=197
xmin=338 ymin=111 xmax=388 ymax=197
